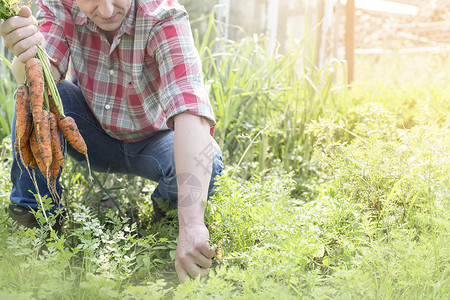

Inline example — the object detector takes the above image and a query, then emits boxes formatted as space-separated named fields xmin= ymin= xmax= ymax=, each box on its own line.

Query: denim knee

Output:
xmin=150 ymin=137 xmax=223 ymax=206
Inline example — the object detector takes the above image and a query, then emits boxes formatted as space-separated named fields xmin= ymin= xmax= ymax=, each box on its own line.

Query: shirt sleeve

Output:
xmin=36 ymin=0 xmax=70 ymax=80
xmin=147 ymin=7 xmax=216 ymax=135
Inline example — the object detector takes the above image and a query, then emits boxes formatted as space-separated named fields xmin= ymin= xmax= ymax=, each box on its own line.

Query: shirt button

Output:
xmin=105 ymin=104 xmax=111 ymax=110
xmin=109 ymin=69 xmax=114 ymax=75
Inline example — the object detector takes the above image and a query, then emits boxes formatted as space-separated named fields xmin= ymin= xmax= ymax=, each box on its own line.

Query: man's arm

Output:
xmin=173 ymin=112 xmax=215 ymax=282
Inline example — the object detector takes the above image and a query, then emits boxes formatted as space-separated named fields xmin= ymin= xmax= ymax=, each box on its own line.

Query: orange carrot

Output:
xmin=22 ymin=117 xmax=32 ymax=145
xmin=215 ymin=244 xmax=223 ymax=260
xmin=14 ymin=137 xmax=20 ymax=154
xmin=37 ymin=110 xmax=52 ymax=171
xmin=15 ymin=85 xmax=31 ymax=142
xmin=28 ymin=154 xmax=38 ymax=170
xmin=25 ymin=58 xmax=44 ymax=127
xmin=30 ymin=127 xmax=47 ymax=176
xmin=58 ymin=116 xmax=87 ymax=154
xmin=49 ymin=112 xmax=65 ymax=168
xmin=50 ymin=157 xmax=60 ymax=191
xmin=18 ymin=139 xmax=35 ymax=169
xmin=48 ymin=93 xmax=60 ymax=124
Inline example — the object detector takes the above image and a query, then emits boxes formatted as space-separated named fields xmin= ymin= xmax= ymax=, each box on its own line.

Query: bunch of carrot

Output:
xmin=0 ymin=1 xmax=89 ymax=203
xmin=14 ymin=58 xmax=89 ymax=202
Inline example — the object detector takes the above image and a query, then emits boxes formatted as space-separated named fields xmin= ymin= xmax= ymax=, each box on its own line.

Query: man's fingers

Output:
xmin=18 ymin=6 xmax=32 ymax=18
xmin=197 ymin=267 xmax=209 ymax=278
xmin=0 ymin=5 xmax=39 ymax=58
xmin=193 ymin=253 xmax=213 ymax=269
xmin=6 ymin=24 xmax=38 ymax=48
xmin=176 ymin=252 xmax=211 ymax=282
xmin=176 ymin=261 xmax=208 ymax=283
xmin=17 ymin=45 xmax=38 ymax=63
xmin=175 ymin=224 xmax=214 ymax=282
xmin=185 ymin=263 xmax=209 ymax=280
xmin=199 ymin=243 xmax=215 ymax=259
xmin=175 ymin=260 xmax=189 ymax=283
xmin=1 ymin=4 xmax=33 ymax=36
xmin=0 ymin=16 xmax=31 ymax=37
xmin=13 ymin=34 xmax=41 ymax=61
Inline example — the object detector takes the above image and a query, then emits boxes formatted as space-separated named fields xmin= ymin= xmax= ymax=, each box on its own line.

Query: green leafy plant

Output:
xmin=0 ymin=54 xmax=15 ymax=141
xmin=198 ymin=9 xmax=346 ymax=181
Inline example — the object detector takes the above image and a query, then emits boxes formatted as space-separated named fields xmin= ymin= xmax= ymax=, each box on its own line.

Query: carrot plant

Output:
xmin=0 ymin=79 xmax=449 ymax=299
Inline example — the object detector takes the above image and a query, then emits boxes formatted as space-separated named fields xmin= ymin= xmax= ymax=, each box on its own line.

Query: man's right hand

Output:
xmin=0 ymin=6 xmax=43 ymax=63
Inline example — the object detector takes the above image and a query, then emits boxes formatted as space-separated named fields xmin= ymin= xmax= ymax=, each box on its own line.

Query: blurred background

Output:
xmin=181 ymin=0 xmax=450 ymax=85
xmin=2 ymin=0 xmax=449 ymax=85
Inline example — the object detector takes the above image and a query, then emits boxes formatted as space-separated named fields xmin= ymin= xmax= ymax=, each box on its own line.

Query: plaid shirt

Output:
xmin=36 ymin=0 xmax=215 ymax=142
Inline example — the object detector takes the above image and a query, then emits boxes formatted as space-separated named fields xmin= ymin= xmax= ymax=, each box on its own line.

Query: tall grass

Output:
xmin=0 ymin=54 xmax=15 ymax=141
xmin=198 ymin=10 xmax=346 ymax=179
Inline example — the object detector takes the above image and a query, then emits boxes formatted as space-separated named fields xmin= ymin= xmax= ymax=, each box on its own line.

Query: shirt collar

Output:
xmin=73 ymin=5 xmax=87 ymax=26
xmin=124 ymin=0 xmax=136 ymax=36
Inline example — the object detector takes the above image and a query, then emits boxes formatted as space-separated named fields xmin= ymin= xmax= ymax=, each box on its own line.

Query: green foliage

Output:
xmin=196 ymin=91 xmax=449 ymax=298
xmin=0 ymin=0 xmax=20 ymax=19
xmin=0 ymin=84 xmax=449 ymax=297
xmin=0 ymin=55 xmax=15 ymax=141
xmin=0 ymin=201 xmax=174 ymax=299
xmin=198 ymin=10 xmax=346 ymax=180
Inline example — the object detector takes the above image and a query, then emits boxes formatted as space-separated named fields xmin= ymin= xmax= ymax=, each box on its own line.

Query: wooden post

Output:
xmin=345 ymin=0 xmax=355 ymax=84
xmin=266 ymin=0 xmax=280 ymax=55
xmin=334 ymin=0 xmax=341 ymax=60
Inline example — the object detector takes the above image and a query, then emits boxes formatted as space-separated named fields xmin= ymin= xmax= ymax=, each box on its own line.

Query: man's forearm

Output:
xmin=173 ymin=112 xmax=215 ymax=282
xmin=173 ymin=113 xmax=212 ymax=226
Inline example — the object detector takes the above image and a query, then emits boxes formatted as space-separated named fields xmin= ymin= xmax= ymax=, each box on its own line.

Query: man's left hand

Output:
xmin=175 ymin=223 xmax=214 ymax=283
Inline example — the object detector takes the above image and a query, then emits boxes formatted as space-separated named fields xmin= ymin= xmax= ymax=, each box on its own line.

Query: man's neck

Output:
xmin=102 ymin=29 xmax=117 ymax=44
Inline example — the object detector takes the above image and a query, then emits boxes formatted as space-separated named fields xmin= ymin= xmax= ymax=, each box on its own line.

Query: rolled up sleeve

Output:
xmin=36 ymin=0 xmax=70 ymax=79
xmin=148 ymin=9 xmax=216 ymax=135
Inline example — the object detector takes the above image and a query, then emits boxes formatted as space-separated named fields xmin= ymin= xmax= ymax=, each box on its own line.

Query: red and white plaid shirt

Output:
xmin=36 ymin=0 xmax=215 ymax=142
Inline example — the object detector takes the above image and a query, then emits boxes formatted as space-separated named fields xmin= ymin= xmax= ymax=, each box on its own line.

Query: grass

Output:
xmin=199 ymin=12 xmax=346 ymax=180
xmin=0 ymin=54 xmax=15 ymax=141
xmin=0 ymin=76 xmax=448 ymax=298
xmin=0 ymin=12 xmax=448 ymax=300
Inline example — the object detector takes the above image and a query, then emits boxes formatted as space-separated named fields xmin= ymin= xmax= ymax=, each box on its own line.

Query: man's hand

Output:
xmin=0 ymin=6 xmax=43 ymax=62
xmin=175 ymin=223 xmax=215 ymax=282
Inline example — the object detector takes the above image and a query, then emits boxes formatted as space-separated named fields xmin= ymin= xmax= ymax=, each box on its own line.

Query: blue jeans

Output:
xmin=10 ymin=80 xmax=223 ymax=212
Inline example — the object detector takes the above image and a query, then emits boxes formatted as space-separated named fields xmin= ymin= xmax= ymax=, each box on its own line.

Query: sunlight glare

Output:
xmin=340 ymin=0 xmax=419 ymax=16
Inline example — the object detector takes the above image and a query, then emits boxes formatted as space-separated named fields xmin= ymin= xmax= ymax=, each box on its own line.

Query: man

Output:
xmin=0 ymin=0 xmax=223 ymax=282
